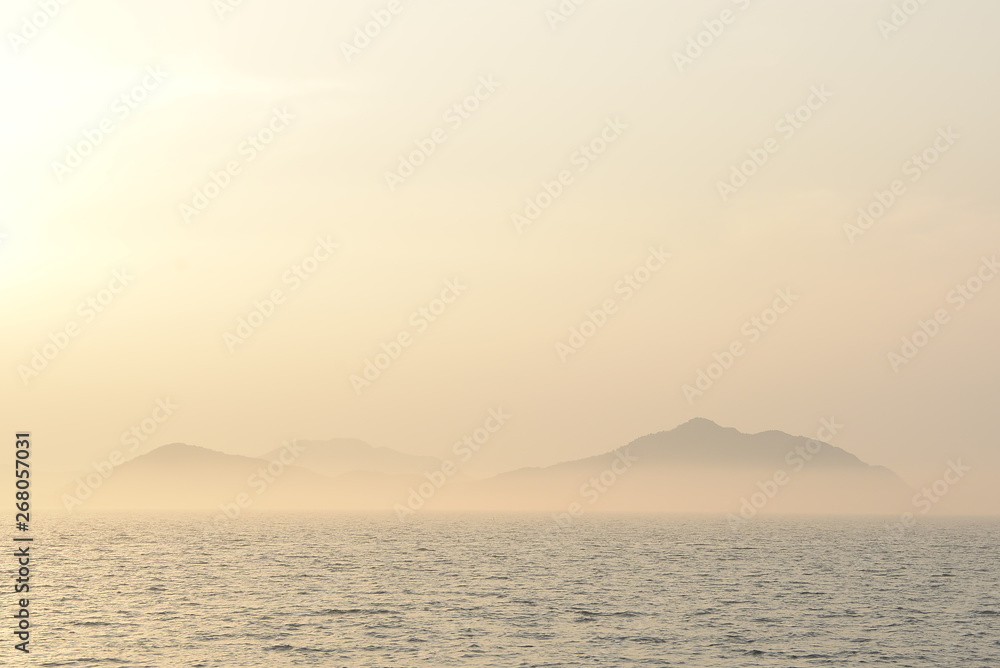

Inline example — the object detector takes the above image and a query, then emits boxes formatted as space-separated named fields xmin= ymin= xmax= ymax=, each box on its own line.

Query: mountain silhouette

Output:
xmin=57 ymin=421 xmax=911 ymax=515
xmin=458 ymin=418 xmax=909 ymax=514
xmin=71 ymin=443 xmax=333 ymax=511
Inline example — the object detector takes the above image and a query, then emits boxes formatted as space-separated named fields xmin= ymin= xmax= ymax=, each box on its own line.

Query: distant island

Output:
xmin=52 ymin=418 xmax=912 ymax=517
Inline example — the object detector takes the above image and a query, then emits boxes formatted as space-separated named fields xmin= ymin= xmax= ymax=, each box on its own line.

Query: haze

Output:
xmin=1 ymin=0 xmax=998 ymax=515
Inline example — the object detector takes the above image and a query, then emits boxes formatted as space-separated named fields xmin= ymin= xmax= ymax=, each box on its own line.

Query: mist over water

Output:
xmin=37 ymin=514 xmax=1000 ymax=666
xmin=5 ymin=1 xmax=999 ymax=665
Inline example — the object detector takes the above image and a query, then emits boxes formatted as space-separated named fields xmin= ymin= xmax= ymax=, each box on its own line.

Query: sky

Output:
xmin=1 ymin=0 xmax=998 ymax=514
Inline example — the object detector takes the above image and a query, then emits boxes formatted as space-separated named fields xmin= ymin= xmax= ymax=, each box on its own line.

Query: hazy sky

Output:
xmin=2 ymin=0 xmax=998 ymax=513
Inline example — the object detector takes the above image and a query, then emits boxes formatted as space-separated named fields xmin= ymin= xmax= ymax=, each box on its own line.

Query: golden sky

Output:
xmin=2 ymin=0 xmax=998 ymax=513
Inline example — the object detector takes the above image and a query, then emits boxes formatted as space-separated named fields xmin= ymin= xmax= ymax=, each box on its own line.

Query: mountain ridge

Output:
xmin=51 ymin=419 xmax=912 ymax=515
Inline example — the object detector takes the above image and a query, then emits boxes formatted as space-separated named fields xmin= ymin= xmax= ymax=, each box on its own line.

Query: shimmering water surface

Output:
xmin=29 ymin=514 xmax=1000 ymax=666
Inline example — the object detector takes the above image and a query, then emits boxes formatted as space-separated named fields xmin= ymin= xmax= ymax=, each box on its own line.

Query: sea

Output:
xmin=22 ymin=514 xmax=1000 ymax=667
